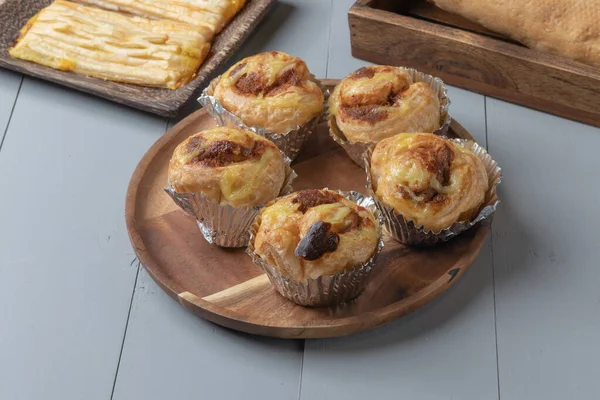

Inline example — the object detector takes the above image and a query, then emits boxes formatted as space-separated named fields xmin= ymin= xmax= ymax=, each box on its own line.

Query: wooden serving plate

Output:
xmin=125 ymin=80 xmax=490 ymax=338
xmin=349 ymin=0 xmax=600 ymax=129
xmin=0 ymin=0 xmax=273 ymax=117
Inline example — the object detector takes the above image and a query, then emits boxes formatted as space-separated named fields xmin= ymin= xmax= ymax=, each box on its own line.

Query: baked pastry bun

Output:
xmin=329 ymin=66 xmax=441 ymax=143
xmin=254 ymin=189 xmax=380 ymax=281
xmin=212 ymin=51 xmax=324 ymax=133
xmin=371 ymin=133 xmax=488 ymax=232
xmin=168 ymin=127 xmax=286 ymax=207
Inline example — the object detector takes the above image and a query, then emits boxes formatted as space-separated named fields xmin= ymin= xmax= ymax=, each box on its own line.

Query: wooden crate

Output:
xmin=349 ymin=0 xmax=600 ymax=128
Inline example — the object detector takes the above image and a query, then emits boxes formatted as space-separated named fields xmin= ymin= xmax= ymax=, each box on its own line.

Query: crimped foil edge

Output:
xmin=198 ymin=75 xmax=329 ymax=160
xmin=246 ymin=190 xmax=385 ymax=307
xmin=365 ymin=140 xmax=502 ymax=245
xmin=327 ymin=67 xmax=452 ymax=168
xmin=164 ymin=154 xmax=297 ymax=248
xmin=408 ymin=67 xmax=451 ymax=137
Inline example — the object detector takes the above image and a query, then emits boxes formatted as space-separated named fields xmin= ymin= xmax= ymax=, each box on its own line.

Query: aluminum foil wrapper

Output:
xmin=365 ymin=141 xmax=502 ymax=245
xmin=164 ymin=158 xmax=297 ymax=248
xmin=246 ymin=190 xmax=385 ymax=307
xmin=198 ymin=75 xmax=328 ymax=161
xmin=328 ymin=67 xmax=451 ymax=168
xmin=328 ymin=116 xmax=371 ymax=168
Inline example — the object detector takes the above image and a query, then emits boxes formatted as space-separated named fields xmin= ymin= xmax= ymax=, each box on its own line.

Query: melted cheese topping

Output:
xmin=371 ymin=133 xmax=489 ymax=232
xmin=9 ymin=0 xmax=211 ymax=89
xmin=73 ymin=0 xmax=246 ymax=35
xmin=168 ymin=127 xmax=286 ymax=207
xmin=221 ymin=153 xmax=271 ymax=203
xmin=212 ymin=51 xmax=324 ymax=133
xmin=329 ymin=66 xmax=441 ymax=143
xmin=254 ymin=190 xmax=380 ymax=281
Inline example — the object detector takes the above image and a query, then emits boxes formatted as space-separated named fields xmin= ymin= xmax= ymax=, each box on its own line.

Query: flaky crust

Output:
xmin=329 ymin=66 xmax=441 ymax=143
xmin=254 ymin=190 xmax=380 ymax=281
xmin=371 ymin=133 xmax=488 ymax=232
xmin=9 ymin=1 xmax=210 ymax=89
xmin=168 ymin=127 xmax=285 ymax=207
xmin=212 ymin=51 xmax=324 ymax=134
xmin=74 ymin=0 xmax=246 ymax=35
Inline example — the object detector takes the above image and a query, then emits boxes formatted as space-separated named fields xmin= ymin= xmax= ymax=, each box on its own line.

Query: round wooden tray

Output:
xmin=125 ymin=80 xmax=490 ymax=339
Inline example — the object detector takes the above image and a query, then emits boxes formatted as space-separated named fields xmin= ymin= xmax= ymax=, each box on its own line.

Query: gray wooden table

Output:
xmin=1 ymin=1 xmax=599 ymax=399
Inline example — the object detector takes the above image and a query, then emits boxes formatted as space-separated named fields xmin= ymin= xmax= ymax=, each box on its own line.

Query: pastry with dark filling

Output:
xmin=166 ymin=127 xmax=293 ymax=247
xmin=253 ymin=189 xmax=380 ymax=282
xmin=168 ymin=126 xmax=286 ymax=208
xmin=370 ymin=133 xmax=488 ymax=233
xmin=211 ymin=51 xmax=324 ymax=134
xmin=329 ymin=66 xmax=441 ymax=144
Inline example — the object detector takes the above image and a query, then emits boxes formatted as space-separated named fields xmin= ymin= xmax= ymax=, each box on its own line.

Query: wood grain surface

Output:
xmin=0 ymin=77 xmax=169 ymax=400
xmin=487 ymin=99 xmax=600 ymax=400
xmin=125 ymin=79 xmax=492 ymax=339
xmin=0 ymin=0 xmax=273 ymax=117
xmin=348 ymin=0 xmax=600 ymax=128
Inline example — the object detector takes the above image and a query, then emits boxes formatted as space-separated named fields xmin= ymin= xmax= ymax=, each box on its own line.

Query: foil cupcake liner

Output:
xmin=328 ymin=67 xmax=451 ymax=168
xmin=328 ymin=116 xmax=370 ymax=168
xmin=365 ymin=140 xmax=502 ymax=245
xmin=164 ymin=156 xmax=297 ymax=248
xmin=246 ymin=190 xmax=385 ymax=307
xmin=198 ymin=75 xmax=328 ymax=161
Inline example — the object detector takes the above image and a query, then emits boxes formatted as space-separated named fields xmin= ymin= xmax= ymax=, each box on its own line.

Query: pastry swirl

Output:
xmin=168 ymin=127 xmax=285 ymax=207
xmin=371 ymin=133 xmax=488 ymax=232
xmin=254 ymin=189 xmax=380 ymax=280
xmin=329 ymin=66 xmax=441 ymax=143
xmin=212 ymin=51 xmax=324 ymax=134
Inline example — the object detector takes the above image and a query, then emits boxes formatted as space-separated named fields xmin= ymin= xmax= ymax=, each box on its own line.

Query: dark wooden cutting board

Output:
xmin=0 ymin=0 xmax=273 ymax=117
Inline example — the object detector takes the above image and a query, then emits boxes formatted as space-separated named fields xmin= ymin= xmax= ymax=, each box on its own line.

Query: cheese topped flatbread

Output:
xmin=9 ymin=0 xmax=212 ymax=89
xmin=74 ymin=0 xmax=246 ymax=35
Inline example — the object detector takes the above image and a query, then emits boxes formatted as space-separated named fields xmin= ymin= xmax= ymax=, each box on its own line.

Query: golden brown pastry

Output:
xmin=329 ymin=66 xmax=441 ymax=143
xmin=168 ymin=127 xmax=285 ymax=207
xmin=371 ymin=133 xmax=488 ymax=232
xmin=74 ymin=0 xmax=246 ymax=35
xmin=9 ymin=0 xmax=211 ymax=89
xmin=254 ymin=189 xmax=380 ymax=281
xmin=429 ymin=0 xmax=600 ymax=67
xmin=212 ymin=52 xmax=324 ymax=134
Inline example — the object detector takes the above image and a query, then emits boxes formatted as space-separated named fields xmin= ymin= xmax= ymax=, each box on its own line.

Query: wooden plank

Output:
xmin=348 ymin=2 xmax=600 ymax=129
xmin=486 ymin=99 xmax=600 ymax=399
xmin=0 ymin=69 xmax=22 ymax=134
xmin=325 ymin=0 xmax=370 ymax=78
xmin=302 ymin=244 xmax=499 ymax=400
xmin=0 ymin=0 xmax=274 ymax=117
xmin=300 ymin=1 xmax=499 ymax=398
xmin=112 ymin=0 xmax=333 ymax=396
xmin=112 ymin=269 xmax=303 ymax=400
xmin=0 ymin=78 xmax=167 ymax=400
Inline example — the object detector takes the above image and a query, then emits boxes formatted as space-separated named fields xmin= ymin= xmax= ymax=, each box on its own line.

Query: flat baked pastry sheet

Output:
xmin=0 ymin=0 xmax=274 ymax=117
